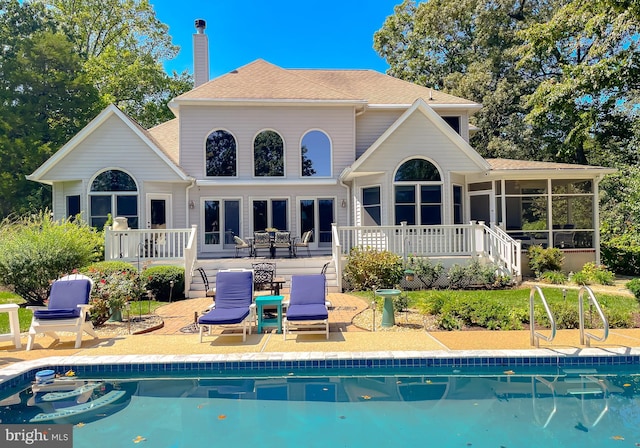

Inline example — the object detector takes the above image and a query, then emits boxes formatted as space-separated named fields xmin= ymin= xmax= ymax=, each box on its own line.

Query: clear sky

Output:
xmin=150 ymin=0 xmax=401 ymax=79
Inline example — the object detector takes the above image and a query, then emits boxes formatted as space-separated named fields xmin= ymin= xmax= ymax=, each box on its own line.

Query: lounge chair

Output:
xmin=26 ymin=275 xmax=97 ymax=350
xmin=283 ymin=274 xmax=329 ymax=340
xmin=198 ymin=270 xmax=255 ymax=342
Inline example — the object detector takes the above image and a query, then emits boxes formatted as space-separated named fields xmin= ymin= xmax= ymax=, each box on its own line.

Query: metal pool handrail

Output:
xmin=530 ymin=286 xmax=556 ymax=347
xmin=532 ymin=376 xmax=557 ymax=428
xmin=579 ymin=286 xmax=609 ymax=347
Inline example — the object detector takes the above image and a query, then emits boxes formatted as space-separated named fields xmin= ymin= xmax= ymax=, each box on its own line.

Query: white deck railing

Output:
xmin=104 ymin=226 xmax=197 ymax=263
xmin=334 ymin=221 xmax=521 ymax=280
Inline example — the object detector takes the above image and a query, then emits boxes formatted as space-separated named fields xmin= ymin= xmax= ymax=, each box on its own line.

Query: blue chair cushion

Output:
xmin=34 ymin=308 xmax=80 ymax=320
xmin=198 ymin=307 xmax=250 ymax=325
xmin=289 ymin=275 xmax=326 ymax=305
xmin=286 ymin=304 xmax=328 ymax=321
xmin=48 ymin=279 xmax=91 ymax=309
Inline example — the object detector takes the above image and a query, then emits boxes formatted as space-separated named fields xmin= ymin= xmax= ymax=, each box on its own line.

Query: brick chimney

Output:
xmin=193 ymin=19 xmax=209 ymax=88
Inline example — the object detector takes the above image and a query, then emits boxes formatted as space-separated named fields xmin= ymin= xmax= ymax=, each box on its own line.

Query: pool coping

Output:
xmin=2 ymin=348 xmax=640 ymax=393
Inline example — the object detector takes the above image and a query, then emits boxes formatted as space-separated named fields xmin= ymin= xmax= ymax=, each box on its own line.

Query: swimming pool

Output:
xmin=1 ymin=351 xmax=639 ymax=447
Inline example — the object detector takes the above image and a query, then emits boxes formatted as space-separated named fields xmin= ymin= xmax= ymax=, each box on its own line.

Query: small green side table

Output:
xmin=255 ymin=295 xmax=284 ymax=333
xmin=375 ymin=289 xmax=401 ymax=328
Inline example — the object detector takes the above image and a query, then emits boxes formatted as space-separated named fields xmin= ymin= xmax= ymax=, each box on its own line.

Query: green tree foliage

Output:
xmin=0 ymin=0 xmax=100 ymax=217
xmin=517 ymin=1 xmax=640 ymax=165
xmin=39 ymin=0 xmax=193 ymax=127
xmin=373 ymin=0 xmax=558 ymax=159
xmin=0 ymin=212 xmax=103 ymax=306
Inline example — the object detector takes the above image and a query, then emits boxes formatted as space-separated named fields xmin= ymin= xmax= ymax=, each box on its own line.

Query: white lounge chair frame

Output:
xmin=26 ymin=274 xmax=98 ymax=350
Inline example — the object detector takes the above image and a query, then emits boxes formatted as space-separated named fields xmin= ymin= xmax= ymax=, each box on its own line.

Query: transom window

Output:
xmin=89 ymin=170 xmax=138 ymax=230
xmin=394 ymin=159 xmax=442 ymax=225
xmin=301 ymin=130 xmax=331 ymax=177
xmin=206 ymin=130 xmax=237 ymax=177
xmin=254 ymin=130 xmax=284 ymax=177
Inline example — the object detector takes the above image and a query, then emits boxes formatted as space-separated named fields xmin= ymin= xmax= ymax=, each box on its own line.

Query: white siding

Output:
xmin=356 ymin=108 xmax=472 ymax=159
xmin=45 ymin=115 xmax=182 ymax=182
xmin=356 ymin=109 xmax=403 ymax=158
xmin=179 ymin=105 xmax=356 ymax=180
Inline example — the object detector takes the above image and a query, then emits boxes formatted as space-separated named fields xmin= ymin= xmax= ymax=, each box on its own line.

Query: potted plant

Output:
xmin=91 ymin=270 xmax=144 ymax=322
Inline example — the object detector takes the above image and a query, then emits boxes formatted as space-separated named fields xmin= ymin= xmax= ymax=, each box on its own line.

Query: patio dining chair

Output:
xmin=233 ymin=236 xmax=251 ymax=258
xmin=272 ymin=231 xmax=292 ymax=257
xmin=253 ymin=231 xmax=272 ymax=258
xmin=294 ymin=230 xmax=312 ymax=257
xmin=252 ymin=262 xmax=276 ymax=296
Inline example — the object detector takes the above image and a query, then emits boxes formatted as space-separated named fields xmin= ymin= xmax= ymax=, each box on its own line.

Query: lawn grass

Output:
xmin=353 ymin=285 xmax=640 ymax=330
xmin=0 ymin=291 xmax=166 ymax=334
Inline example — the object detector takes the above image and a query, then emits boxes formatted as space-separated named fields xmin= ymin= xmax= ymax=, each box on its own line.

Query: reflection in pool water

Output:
xmin=1 ymin=366 xmax=640 ymax=447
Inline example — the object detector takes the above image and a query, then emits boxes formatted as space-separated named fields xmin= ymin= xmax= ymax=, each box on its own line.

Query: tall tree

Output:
xmin=374 ymin=0 xmax=560 ymax=160
xmin=0 ymin=0 xmax=99 ymax=217
xmin=517 ymin=0 xmax=640 ymax=165
xmin=37 ymin=0 xmax=193 ymax=127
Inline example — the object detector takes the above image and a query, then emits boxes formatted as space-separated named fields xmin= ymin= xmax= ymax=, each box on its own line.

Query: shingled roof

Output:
xmin=175 ymin=59 xmax=479 ymax=106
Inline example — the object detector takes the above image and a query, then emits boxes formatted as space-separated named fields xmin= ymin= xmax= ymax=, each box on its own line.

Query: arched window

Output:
xmin=89 ymin=170 xmax=138 ymax=229
xmin=301 ymin=130 xmax=331 ymax=177
xmin=254 ymin=130 xmax=284 ymax=176
xmin=394 ymin=159 xmax=442 ymax=225
xmin=206 ymin=130 xmax=237 ymax=176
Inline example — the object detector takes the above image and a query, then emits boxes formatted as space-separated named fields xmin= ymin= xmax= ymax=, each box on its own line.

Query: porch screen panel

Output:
xmin=551 ymin=179 xmax=594 ymax=248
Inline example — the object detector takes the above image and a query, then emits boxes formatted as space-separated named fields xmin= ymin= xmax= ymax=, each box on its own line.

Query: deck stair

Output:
xmin=188 ymin=256 xmax=336 ymax=298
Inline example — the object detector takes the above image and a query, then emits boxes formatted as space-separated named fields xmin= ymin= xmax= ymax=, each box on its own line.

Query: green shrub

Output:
xmin=601 ymin=241 xmax=640 ymax=276
xmin=393 ymin=292 xmax=409 ymax=312
xmin=569 ymin=270 xmax=590 ymax=285
xmin=406 ymin=257 xmax=444 ymax=288
xmin=343 ymin=248 xmax=404 ymax=290
xmin=0 ymin=212 xmax=103 ymax=305
xmin=571 ymin=262 xmax=615 ymax=286
xmin=539 ymin=270 xmax=567 ymax=285
xmin=83 ymin=260 xmax=137 ymax=275
xmin=626 ymin=278 xmax=640 ymax=301
xmin=447 ymin=264 xmax=472 ymax=289
xmin=144 ymin=265 xmax=185 ymax=301
xmin=528 ymin=245 xmax=564 ymax=278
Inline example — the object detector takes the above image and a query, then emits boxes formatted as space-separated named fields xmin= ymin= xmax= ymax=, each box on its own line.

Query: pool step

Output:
xmin=41 ymin=382 xmax=103 ymax=402
xmin=30 ymin=390 xmax=126 ymax=422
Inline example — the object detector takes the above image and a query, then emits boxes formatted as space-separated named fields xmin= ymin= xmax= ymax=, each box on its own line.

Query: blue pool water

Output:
xmin=1 ymin=359 xmax=640 ymax=448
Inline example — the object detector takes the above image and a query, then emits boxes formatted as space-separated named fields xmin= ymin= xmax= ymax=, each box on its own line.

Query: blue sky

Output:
xmin=151 ymin=0 xmax=401 ymax=79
